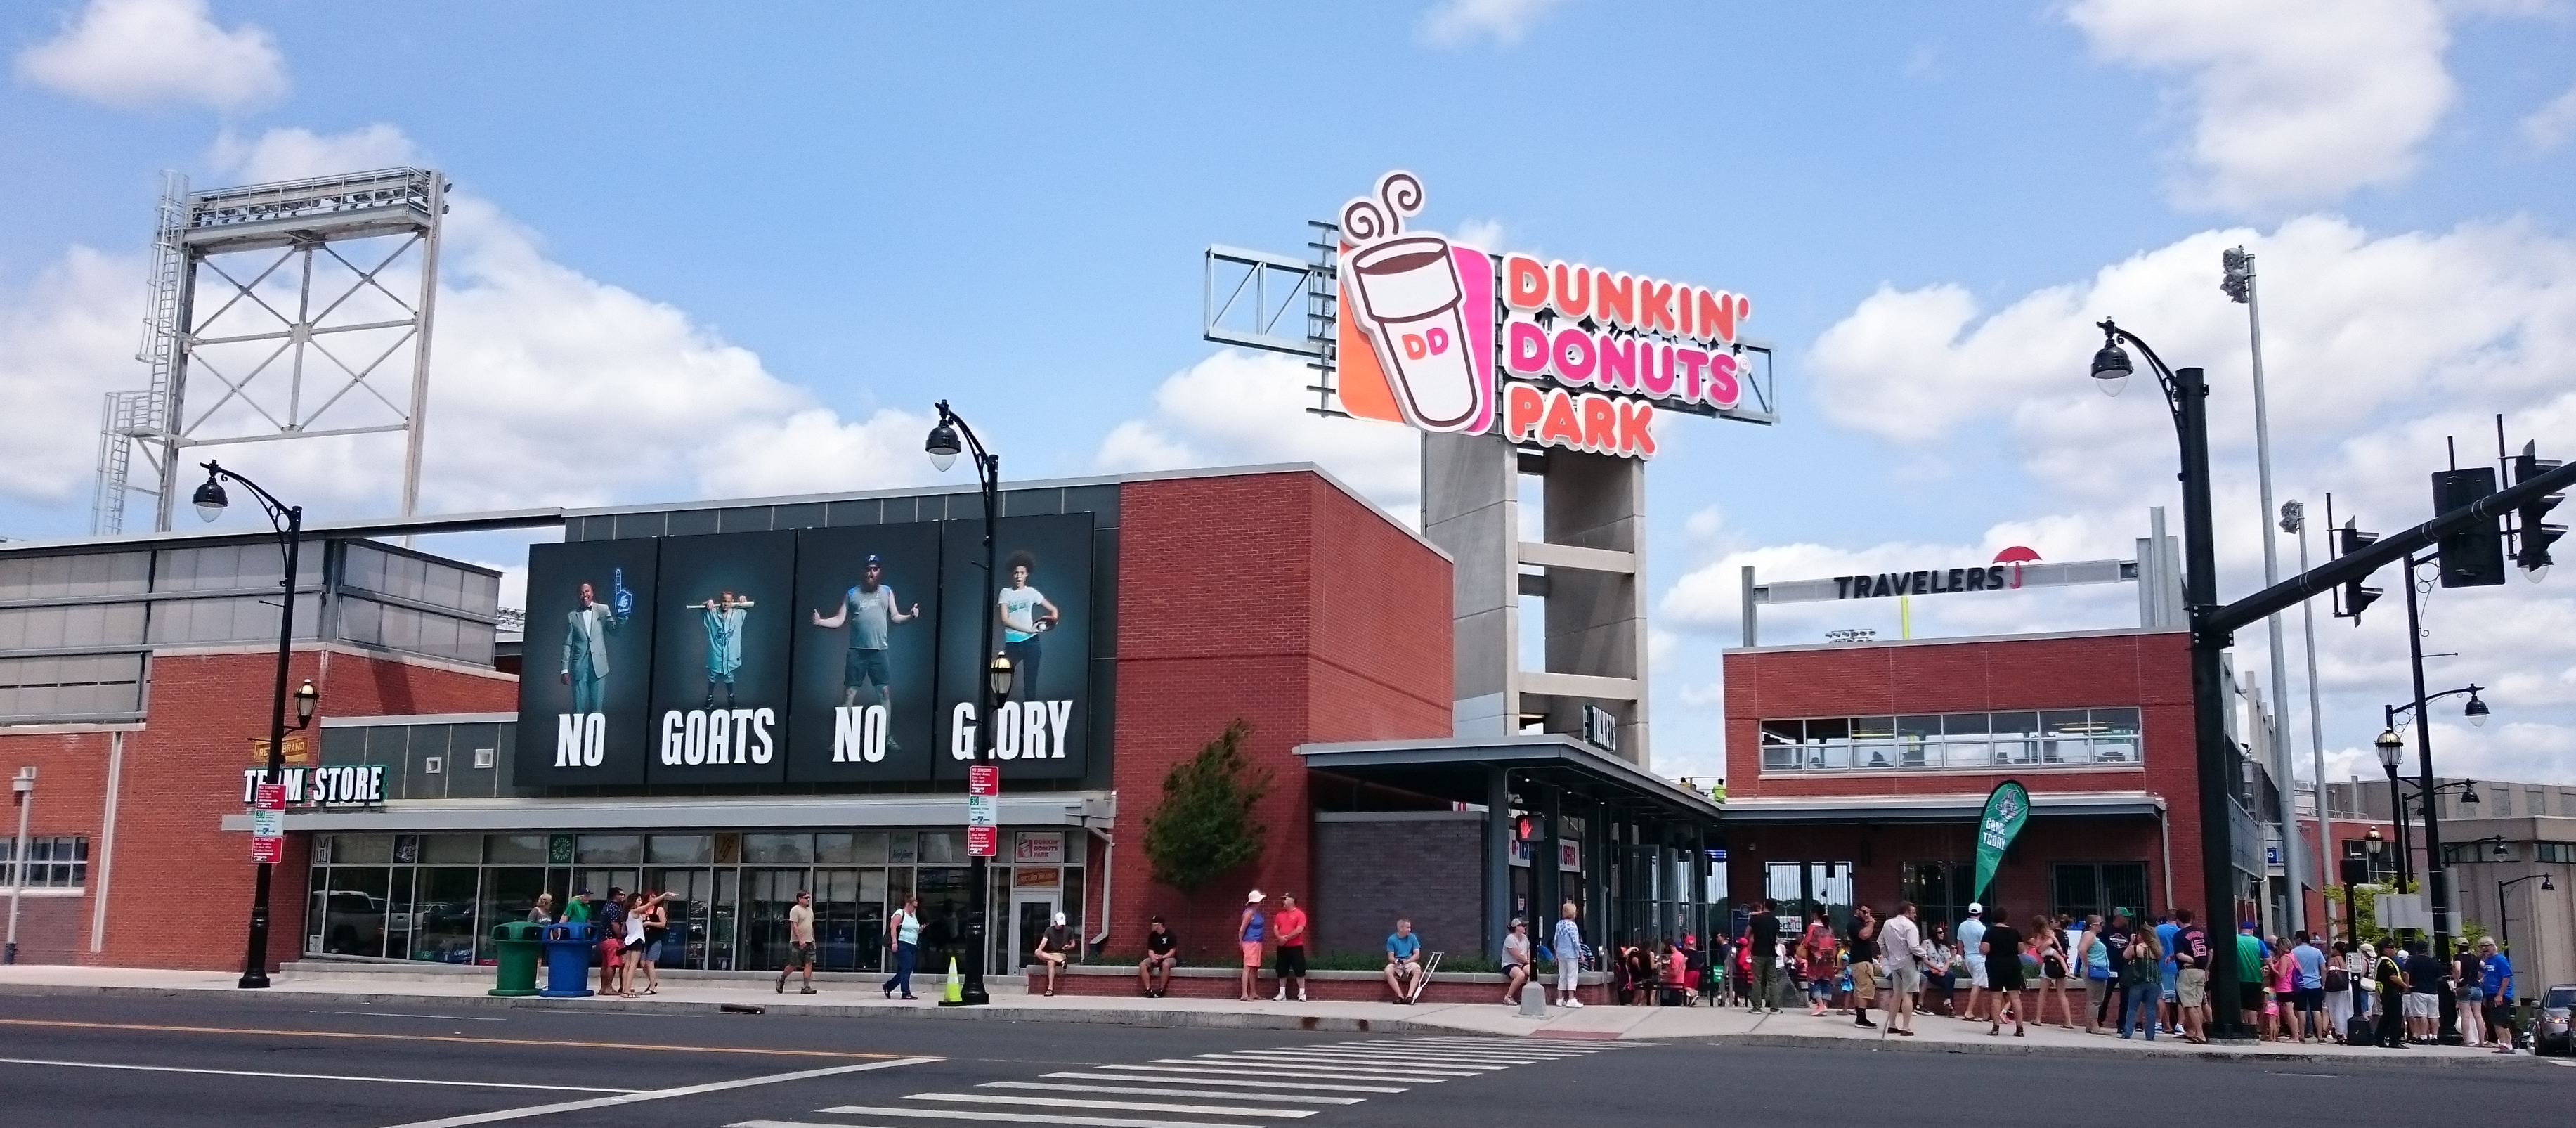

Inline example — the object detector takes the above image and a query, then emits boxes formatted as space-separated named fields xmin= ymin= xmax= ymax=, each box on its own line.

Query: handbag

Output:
xmin=2325 ymin=966 xmax=2350 ymax=992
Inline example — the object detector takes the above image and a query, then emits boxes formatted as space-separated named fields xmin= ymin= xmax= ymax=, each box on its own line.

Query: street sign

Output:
xmin=250 ymin=780 xmax=285 ymax=862
xmin=967 ymin=764 xmax=998 ymax=856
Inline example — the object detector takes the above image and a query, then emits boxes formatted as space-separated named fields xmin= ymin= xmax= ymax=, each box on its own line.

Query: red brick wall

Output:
xmin=0 ymin=644 xmax=514 ymax=969
xmin=1722 ymin=630 xmax=2206 ymax=912
xmin=1107 ymin=472 xmax=1450 ymax=961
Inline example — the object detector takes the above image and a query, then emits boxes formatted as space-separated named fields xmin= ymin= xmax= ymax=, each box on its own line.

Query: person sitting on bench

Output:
xmin=1385 ymin=918 xmax=1425 ymax=1003
xmin=1502 ymin=918 xmax=1535 ymax=1005
xmin=1137 ymin=916 xmax=1179 ymax=997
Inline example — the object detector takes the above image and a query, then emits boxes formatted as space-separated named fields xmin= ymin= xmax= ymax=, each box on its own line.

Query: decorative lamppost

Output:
xmin=193 ymin=461 xmax=323 ymax=988
xmin=2088 ymin=320 xmax=2247 ymax=1037
xmin=925 ymin=403 xmax=1010 ymax=1007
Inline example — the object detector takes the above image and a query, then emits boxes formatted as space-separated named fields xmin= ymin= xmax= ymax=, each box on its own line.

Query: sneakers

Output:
xmin=774 ymin=979 xmax=786 ymax=994
xmin=1298 ymin=991 xmax=1308 ymax=1002
xmin=800 ymin=986 xmax=817 ymax=994
xmin=1856 ymin=1015 xmax=1877 ymax=1028
xmin=1561 ymin=998 xmax=1585 ymax=1008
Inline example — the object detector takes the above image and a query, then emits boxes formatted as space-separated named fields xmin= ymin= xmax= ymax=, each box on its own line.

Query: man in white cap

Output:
xmin=1237 ymin=890 xmax=1268 ymax=1002
xmin=1957 ymin=902 xmax=1989 ymax=1023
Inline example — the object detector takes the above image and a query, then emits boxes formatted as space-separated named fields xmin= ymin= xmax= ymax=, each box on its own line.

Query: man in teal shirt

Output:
xmin=1386 ymin=919 xmax=1424 ymax=1001
xmin=2235 ymin=921 xmax=2268 ymax=1030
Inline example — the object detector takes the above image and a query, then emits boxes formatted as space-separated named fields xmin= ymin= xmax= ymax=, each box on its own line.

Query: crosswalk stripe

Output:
xmin=985 ymin=1082 xmax=1363 ymax=1106
xmin=1180 ymin=1056 xmax=1488 ymax=1076
xmin=911 ymin=1092 xmax=1318 ymax=1117
xmin=1366 ymin=1037 xmax=1606 ymax=1049
xmin=817 ymin=1105 xmax=1243 ymax=1128
xmin=1234 ymin=1049 xmax=1540 ymax=1066
xmin=1043 ymin=1071 xmax=1407 ymax=1094
xmin=1096 ymin=1063 xmax=1445 ymax=1084
xmin=1356 ymin=1038 xmax=1601 ymax=1053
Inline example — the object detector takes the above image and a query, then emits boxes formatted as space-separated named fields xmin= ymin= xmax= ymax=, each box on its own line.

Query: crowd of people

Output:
xmin=1677 ymin=898 xmax=2520 ymax=1051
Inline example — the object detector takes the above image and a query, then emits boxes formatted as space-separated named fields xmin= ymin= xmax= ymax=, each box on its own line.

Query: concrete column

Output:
xmin=1424 ymin=431 xmax=1518 ymax=737
xmin=1542 ymin=450 xmax=1651 ymax=765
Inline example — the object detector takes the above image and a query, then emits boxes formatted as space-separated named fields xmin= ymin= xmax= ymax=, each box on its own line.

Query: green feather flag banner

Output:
xmin=1973 ymin=780 xmax=2030 ymax=902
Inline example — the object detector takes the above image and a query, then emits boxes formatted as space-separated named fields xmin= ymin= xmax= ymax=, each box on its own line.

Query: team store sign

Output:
xmin=1335 ymin=170 xmax=1752 ymax=460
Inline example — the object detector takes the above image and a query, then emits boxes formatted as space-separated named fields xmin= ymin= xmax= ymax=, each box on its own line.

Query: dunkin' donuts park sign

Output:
xmin=1332 ymin=170 xmax=1768 ymax=459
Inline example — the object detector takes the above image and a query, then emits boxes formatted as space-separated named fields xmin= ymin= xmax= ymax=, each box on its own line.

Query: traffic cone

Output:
xmin=942 ymin=955 xmax=963 ymax=1004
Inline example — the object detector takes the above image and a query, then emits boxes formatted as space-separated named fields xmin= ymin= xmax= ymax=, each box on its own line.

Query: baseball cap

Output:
xmin=1966 ymin=902 xmax=1983 ymax=915
xmin=1246 ymin=889 xmax=1264 ymax=903
xmin=1510 ymin=917 xmax=1526 ymax=927
xmin=864 ymin=554 xmax=883 ymax=566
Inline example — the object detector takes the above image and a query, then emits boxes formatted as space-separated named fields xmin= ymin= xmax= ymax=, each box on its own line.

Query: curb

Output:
xmin=0 ymin=981 xmax=1419 ymax=1034
xmin=1698 ymin=1027 xmax=2541 ymax=1068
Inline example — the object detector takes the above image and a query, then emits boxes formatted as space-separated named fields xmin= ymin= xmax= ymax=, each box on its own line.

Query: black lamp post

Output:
xmin=2374 ymin=728 xmax=2412 ymax=895
xmin=2089 ymin=320 xmax=2246 ymax=1037
xmin=925 ymin=401 xmax=1006 ymax=1007
xmin=2498 ymin=872 xmax=2553 ymax=1023
xmin=193 ymin=460 xmax=320 ymax=990
xmin=2348 ymin=826 xmax=2384 ymax=944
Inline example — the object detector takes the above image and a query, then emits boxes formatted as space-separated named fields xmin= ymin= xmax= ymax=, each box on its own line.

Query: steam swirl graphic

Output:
xmin=1341 ymin=170 xmax=1427 ymax=245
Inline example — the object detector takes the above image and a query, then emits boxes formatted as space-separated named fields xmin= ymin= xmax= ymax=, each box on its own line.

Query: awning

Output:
xmin=1719 ymin=791 xmax=2165 ymax=824
xmin=221 ymin=791 xmax=1114 ymax=834
xmin=1296 ymin=734 xmax=1721 ymax=824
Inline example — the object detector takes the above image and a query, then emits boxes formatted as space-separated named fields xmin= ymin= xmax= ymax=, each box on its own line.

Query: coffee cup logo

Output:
xmin=1339 ymin=171 xmax=1494 ymax=433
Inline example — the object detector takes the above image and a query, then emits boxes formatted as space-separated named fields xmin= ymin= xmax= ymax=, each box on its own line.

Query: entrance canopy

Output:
xmin=1299 ymin=735 xmax=1722 ymax=955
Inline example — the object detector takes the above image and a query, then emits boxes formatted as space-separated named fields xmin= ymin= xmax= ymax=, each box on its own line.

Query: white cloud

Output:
xmin=0 ymin=124 xmax=940 ymax=529
xmin=1094 ymin=349 xmax=1422 ymax=522
xmin=1714 ymin=212 xmax=2576 ymax=784
xmin=1418 ymin=0 xmax=1568 ymax=48
xmin=2065 ymin=0 xmax=2456 ymax=212
xmin=13 ymin=0 xmax=287 ymax=111
xmin=2520 ymin=79 xmax=2576 ymax=150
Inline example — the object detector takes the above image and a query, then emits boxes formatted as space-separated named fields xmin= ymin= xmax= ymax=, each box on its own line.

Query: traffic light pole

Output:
xmin=2400 ymin=550 xmax=2462 ymax=1042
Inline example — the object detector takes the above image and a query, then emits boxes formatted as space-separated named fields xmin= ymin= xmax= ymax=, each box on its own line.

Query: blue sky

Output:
xmin=5 ymin=0 xmax=2575 ymax=788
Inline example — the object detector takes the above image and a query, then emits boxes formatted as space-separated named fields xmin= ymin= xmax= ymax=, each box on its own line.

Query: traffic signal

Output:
xmin=2334 ymin=519 xmax=2382 ymax=623
xmin=2513 ymin=441 xmax=2564 ymax=579
xmin=2221 ymin=247 xmax=2254 ymax=303
xmin=2432 ymin=467 xmax=2506 ymax=588
xmin=1515 ymin=814 xmax=1537 ymax=843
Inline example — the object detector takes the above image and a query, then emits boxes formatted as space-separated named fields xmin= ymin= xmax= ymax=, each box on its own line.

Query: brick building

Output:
xmin=1720 ymin=627 xmax=2270 ymax=938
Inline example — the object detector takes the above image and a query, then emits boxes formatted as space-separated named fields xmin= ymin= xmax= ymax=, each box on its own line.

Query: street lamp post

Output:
xmin=2088 ymin=320 xmax=2248 ymax=1037
xmin=2376 ymin=685 xmax=2485 ymax=959
xmin=2284 ymin=501 xmax=2331 ymax=935
xmin=2225 ymin=247 xmax=2305 ymax=933
xmin=925 ymin=401 xmax=1007 ymax=1008
xmin=2350 ymin=826 xmax=2383 ymax=945
xmin=2498 ymin=871 xmax=2554 ymax=1042
xmin=192 ymin=461 xmax=322 ymax=989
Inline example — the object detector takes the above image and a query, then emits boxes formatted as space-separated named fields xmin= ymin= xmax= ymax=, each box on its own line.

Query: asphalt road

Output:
xmin=0 ymin=992 xmax=2560 ymax=1128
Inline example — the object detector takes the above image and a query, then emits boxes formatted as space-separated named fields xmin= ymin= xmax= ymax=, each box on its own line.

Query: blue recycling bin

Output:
xmin=537 ymin=921 xmax=597 ymax=998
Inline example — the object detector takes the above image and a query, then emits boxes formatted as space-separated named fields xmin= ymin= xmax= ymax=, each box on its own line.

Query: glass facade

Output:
xmin=2048 ymin=862 xmax=2152 ymax=921
xmin=304 ymin=829 xmax=1084 ymax=973
xmin=1759 ymin=708 xmax=2142 ymax=774
xmin=0 ymin=538 xmax=499 ymax=723
xmin=0 ymin=835 xmax=89 ymax=888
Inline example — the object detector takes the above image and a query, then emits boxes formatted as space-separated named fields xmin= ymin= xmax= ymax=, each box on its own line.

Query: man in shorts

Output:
xmin=596 ymin=888 xmax=628 ymax=997
xmin=1385 ymin=919 xmax=1425 ymax=1002
xmin=1846 ymin=904 xmax=1880 ymax=1027
xmin=2404 ymin=939 xmax=2442 ymax=1042
xmin=2290 ymin=930 xmax=2328 ymax=1042
xmin=1272 ymin=893 xmax=1310 ymax=1002
xmin=2174 ymin=908 xmax=2211 ymax=1043
xmin=1880 ymin=900 xmax=1926 ymax=1036
xmin=2235 ymin=921 xmax=2268 ymax=1030
xmin=776 ymin=890 xmax=817 ymax=994
xmin=812 ymin=555 xmax=921 ymax=728
xmin=1138 ymin=916 xmax=1178 ymax=997
xmin=1957 ymin=902 xmax=1989 ymax=1023
xmin=2154 ymin=910 xmax=2183 ymax=1034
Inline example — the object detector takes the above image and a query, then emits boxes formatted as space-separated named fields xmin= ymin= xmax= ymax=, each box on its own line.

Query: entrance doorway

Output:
xmin=1010 ymin=888 xmax=1061 ymax=973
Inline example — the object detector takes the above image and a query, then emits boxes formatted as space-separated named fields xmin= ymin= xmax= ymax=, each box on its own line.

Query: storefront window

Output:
xmin=1759 ymin=708 xmax=2145 ymax=774
xmin=316 ymin=866 xmax=391 ymax=956
xmin=486 ymin=834 xmax=548 ymax=864
xmin=744 ymin=834 xmax=812 ymax=864
xmin=649 ymin=835 xmax=713 ymax=864
xmin=2049 ymin=862 xmax=2150 ymax=921
xmin=410 ymin=866 xmax=479 ymax=961
xmin=576 ymin=835 xmax=642 ymax=864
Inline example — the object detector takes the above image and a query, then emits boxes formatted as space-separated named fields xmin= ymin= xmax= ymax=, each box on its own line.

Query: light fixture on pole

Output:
xmin=2464 ymin=692 xmax=2489 ymax=727
xmin=195 ymin=460 xmax=309 ymax=990
xmin=2085 ymin=319 xmax=2245 ymax=1037
xmin=2376 ymin=723 xmax=2411 ymax=892
xmin=2283 ymin=500 xmax=2334 ymax=944
xmin=925 ymin=401 xmax=998 ymax=1008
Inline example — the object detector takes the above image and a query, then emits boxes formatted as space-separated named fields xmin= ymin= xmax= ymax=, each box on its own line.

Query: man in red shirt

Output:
xmin=1272 ymin=893 xmax=1310 ymax=1001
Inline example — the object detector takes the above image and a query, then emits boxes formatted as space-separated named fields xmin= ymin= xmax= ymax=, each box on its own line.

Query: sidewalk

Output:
xmin=0 ymin=964 xmax=2532 ymax=1067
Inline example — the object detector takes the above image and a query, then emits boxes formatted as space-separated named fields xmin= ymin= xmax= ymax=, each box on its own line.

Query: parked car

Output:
xmin=2537 ymin=984 xmax=2575 ymax=1057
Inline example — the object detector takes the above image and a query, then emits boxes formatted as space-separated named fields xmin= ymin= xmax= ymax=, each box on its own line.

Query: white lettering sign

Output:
xmin=947 ymin=701 xmax=1076 ymax=760
xmin=554 ymin=712 xmax=606 ymax=767
xmin=658 ymin=708 xmax=776 ymax=767
xmin=833 ymin=704 xmax=890 ymax=763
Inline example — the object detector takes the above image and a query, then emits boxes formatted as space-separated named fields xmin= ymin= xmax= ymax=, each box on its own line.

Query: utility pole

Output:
xmin=2284 ymin=501 xmax=2331 ymax=934
xmin=2225 ymin=247 xmax=2303 ymax=932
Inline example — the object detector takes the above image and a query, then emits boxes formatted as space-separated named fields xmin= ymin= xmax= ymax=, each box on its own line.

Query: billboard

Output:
xmin=513 ymin=511 xmax=1105 ymax=790
xmin=514 ymin=539 xmax=658 ymax=786
xmin=935 ymin=513 xmax=1094 ymax=782
xmin=786 ymin=523 xmax=944 ymax=783
xmin=648 ymin=530 xmax=794 ymax=785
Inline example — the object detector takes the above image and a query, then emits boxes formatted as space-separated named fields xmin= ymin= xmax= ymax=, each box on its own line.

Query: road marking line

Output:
xmin=0 ymin=1057 xmax=635 ymax=1093
xmin=328 ymin=1011 xmax=509 ymax=1021
xmin=377 ymin=1057 xmax=938 ymax=1128
xmin=1178 ymin=1055 xmax=1484 ymax=1076
xmin=987 ymin=1082 xmax=1362 ymax=1104
xmin=1318 ymin=1046 xmax=1587 ymax=1061
xmin=0 ymin=1018 xmax=906 ymax=1059
xmin=1043 ymin=1071 xmax=1406 ymax=1094
xmin=913 ymin=1091 xmax=1318 ymax=1117
xmin=818 ymin=1106 xmax=1250 ymax=1128
xmin=1218 ymin=1049 xmax=1515 ymax=1068
xmin=1275 ymin=1050 xmax=1551 ymax=1064
xmin=1098 ymin=1063 xmax=1443 ymax=1083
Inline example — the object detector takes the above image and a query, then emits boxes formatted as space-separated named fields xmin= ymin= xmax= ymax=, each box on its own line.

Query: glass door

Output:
xmin=643 ymin=867 xmax=716 ymax=970
xmin=742 ymin=867 xmax=809 ymax=971
xmin=1010 ymin=889 xmax=1060 ymax=972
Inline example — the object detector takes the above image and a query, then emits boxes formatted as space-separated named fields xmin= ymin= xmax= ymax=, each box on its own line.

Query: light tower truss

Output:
xmin=92 ymin=167 xmax=448 ymax=534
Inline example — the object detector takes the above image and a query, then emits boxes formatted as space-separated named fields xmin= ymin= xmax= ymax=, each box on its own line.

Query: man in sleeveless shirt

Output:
xmin=813 ymin=555 xmax=920 ymax=741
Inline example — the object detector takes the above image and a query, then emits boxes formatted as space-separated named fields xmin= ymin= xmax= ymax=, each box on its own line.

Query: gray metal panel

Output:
xmin=612 ymin=512 xmax=665 ymax=540
xmin=662 ymin=509 xmax=720 ymax=537
xmin=1059 ymin=485 xmax=1120 ymax=522
xmin=716 ymin=506 xmax=774 ymax=533
xmin=772 ymin=503 xmax=826 ymax=530
xmin=828 ymin=498 xmax=885 ymax=526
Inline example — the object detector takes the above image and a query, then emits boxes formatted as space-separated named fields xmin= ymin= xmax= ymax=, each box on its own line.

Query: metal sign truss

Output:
xmin=92 ymin=167 xmax=448 ymax=534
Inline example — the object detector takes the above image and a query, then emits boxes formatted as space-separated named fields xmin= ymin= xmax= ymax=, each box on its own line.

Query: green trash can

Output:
xmin=490 ymin=920 xmax=544 ymax=997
